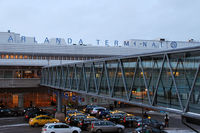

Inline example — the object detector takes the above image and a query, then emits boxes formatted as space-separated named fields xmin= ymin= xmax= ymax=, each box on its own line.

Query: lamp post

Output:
xmin=142 ymin=88 xmax=144 ymax=132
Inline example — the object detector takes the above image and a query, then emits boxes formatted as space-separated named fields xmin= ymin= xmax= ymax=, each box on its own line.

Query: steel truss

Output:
xmin=41 ymin=49 xmax=200 ymax=119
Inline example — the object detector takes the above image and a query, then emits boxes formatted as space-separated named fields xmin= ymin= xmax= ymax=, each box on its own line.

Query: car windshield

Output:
xmin=87 ymin=105 xmax=96 ymax=108
xmin=67 ymin=110 xmax=79 ymax=114
xmin=74 ymin=115 xmax=86 ymax=120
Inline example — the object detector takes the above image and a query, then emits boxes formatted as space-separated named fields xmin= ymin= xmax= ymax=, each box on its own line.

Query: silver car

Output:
xmin=89 ymin=120 xmax=124 ymax=133
xmin=41 ymin=123 xmax=81 ymax=133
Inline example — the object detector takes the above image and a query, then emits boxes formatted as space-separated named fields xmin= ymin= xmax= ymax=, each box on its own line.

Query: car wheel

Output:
xmin=34 ymin=123 xmax=39 ymax=127
xmin=72 ymin=131 xmax=78 ymax=133
xmin=118 ymin=128 xmax=123 ymax=133
xmin=96 ymin=129 xmax=102 ymax=133
xmin=51 ymin=132 xmax=55 ymax=133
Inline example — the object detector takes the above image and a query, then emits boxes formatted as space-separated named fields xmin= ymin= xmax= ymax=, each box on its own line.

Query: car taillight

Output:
xmin=25 ymin=115 xmax=28 ymax=118
xmin=42 ymin=128 xmax=47 ymax=131
xmin=92 ymin=123 xmax=94 ymax=128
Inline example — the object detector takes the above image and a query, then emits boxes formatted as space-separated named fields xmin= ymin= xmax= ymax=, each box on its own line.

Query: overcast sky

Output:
xmin=0 ymin=0 xmax=199 ymax=45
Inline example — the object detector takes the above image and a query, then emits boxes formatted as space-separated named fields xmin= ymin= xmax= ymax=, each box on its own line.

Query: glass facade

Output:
xmin=41 ymin=49 xmax=200 ymax=116
xmin=0 ymin=66 xmax=41 ymax=79
xmin=0 ymin=53 xmax=107 ymax=61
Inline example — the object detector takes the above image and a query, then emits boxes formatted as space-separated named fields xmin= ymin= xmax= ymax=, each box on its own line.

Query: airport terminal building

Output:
xmin=0 ymin=31 xmax=199 ymax=109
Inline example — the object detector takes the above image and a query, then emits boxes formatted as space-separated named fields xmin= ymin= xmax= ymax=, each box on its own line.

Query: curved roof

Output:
xmin=0 ymin=43 xmax=159 ymax=56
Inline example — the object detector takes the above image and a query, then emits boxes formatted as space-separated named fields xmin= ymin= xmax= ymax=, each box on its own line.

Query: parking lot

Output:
xmin=0 ymin=117 xmax=134 ymax=133
xmin=0 ymin=106 xmax=199 ymax=133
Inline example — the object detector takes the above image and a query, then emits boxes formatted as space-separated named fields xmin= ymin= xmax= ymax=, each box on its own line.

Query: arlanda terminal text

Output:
xmin=2 ymin=32 xmax=200 ymax=50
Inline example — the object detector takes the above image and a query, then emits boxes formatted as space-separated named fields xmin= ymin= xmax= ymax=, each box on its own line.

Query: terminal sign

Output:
xmin=6 ymin=35 xmax=200 ymax=50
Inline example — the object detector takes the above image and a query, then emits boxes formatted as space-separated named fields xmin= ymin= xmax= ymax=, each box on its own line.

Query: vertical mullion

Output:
xmin=139 ymin=57 xmax=152 ymax=105
xmin=82 ymin=64 xmax=88 ymax=92
xmin=184 ymin=65 xmax=200 ymax=112
xmin=68 ymin=66 xmax=72 ymax=90
xmin=48 ymin=67 xmax=50 ymax=85
xmin=111 ymin=61 xmax=119 ymax=97
xmin=63 ymin=66 xmax=67 ymax=89
xmin=104 ymin=61 xmax=111 ymax=96
xmin=92 ymin=62 xmax=98 ymax=93
xmin=128 ymin=58 xmax=139 ymax=100
xmin=166 ymin=54 xmax=184 ymax=111
xmin=119 ymin=59 xmax=129 ymax=100
xmin=87 ymin=65 xmax=92 ymax=92
xmin=41 ymin=69 xmax=44 ymax=84
xmin=152 ymin=54 xmax=165 ymax=106
xmin=97 ymin=63 xmax=104 ymax=95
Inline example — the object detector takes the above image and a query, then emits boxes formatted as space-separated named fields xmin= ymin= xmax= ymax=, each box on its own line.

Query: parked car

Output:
xmin=106 ymin=113 xmax=125 ymax=124
xmin=29 ymin=115 xmax=59 ymax=127
xmin=66 ymin=110 xmax=83 ymax=115
xmin=90 ymin=107 xmax=106 ymax=116
xmin=133 ymin=125 xmax=167 ymax=133
xmin=77 ymin=117 xmax=99 ymax=130
xmin=0 ymin=108 xmax=19 ymax=117
xmin=23 ymin=107 xmax=40 ymax=114
xmin=137 ymin=118 xmax=165 ymax=129
xmin=66 ymin=114 xmax=87 ymax=127
xmin=89 ymin=120 xmax=124 ymax=133
xmin=110 ymin=110 xmax=127 ymax=116
xmin=24 ymin=109 xmax=51 ymax=121
xmin=83 ymin=105 xmax=97 ymax=113
xmin=65 ymin=113 xmax=85 ymax=123
xmin=41 ymin=123 xmax=81 ymax=133
xmin=96 ymin=109 xmax=110 ymax=119
xmin=119 ymin=115 xmax=140 ymax=127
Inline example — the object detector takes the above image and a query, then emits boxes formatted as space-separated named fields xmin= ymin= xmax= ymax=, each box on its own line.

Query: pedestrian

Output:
xmin=143 ymin=112 xmax=148 ymax=119
xmin=109 ymin=104 xmax=113 ymax=111
xmin=114 ymin=101 xmax=117 ymax=108
xmin=164 ymin=114 xmax=169 ymax=127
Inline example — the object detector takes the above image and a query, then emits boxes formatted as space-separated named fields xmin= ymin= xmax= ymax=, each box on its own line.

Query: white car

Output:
xmin=41 ymin=123 xmax=81 ymax=133
xmin=90 ymin=107 xmax=106 ymax=115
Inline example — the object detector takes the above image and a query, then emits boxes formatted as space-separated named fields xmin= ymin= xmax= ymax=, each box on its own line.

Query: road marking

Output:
xmin=0 ymin=123 xmax=29 ymax=128
xmin=0 ymin=117 xmax=23 ymax=120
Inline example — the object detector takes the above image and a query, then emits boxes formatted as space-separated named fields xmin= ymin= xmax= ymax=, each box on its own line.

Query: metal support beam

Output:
xmin=57 ymin=89 xmax=62 ymax=113
xmin=152 ymin=54 xmax=165 ymax=105
xmin=184 ymin=65 xmax=200 ymax=112
xmin=119 ymin=59 xmax=129 ymax=100
xmin=139 ymin=57 xmax=152 ymax=105
xmin=166 ymin=54 xmax=184 ymax=111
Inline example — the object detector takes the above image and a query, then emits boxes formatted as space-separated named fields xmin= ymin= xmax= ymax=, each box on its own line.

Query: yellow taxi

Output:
xmin=86 ymin=115 xmax=95 ymax=118
xmin=29 ymin=115 xmax=59 ymax=127
xmin=110 ymin=110 xmax=134 ymax=116
xmin=110 ymin=110 xmax=126 ymax=114
xmin=65 ymin=112 xmax=84 ymax=122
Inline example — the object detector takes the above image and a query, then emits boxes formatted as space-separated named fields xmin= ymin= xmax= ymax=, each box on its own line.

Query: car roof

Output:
xmin=45 ymin=123 xmax=68 ymax=126
xmin=93 ymin=107 xmax=106 ymax=109
xmin=34 ymin=115 xmax=51 ymax=118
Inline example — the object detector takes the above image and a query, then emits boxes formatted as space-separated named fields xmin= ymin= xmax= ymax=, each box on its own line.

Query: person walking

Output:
xmin=164 ymin=114 xmax=169 ymax=127
xmin=143 ymin=112 xmax=148 ymax=119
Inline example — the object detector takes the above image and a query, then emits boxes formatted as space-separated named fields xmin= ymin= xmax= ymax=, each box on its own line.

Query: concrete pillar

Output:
xmin=55 ymin=89 xmax=65 ymax=122
xmin=18 ymin=93 xmax=24 ymax=108
xmin=57 ymin=89 xmax=62 ymax=112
